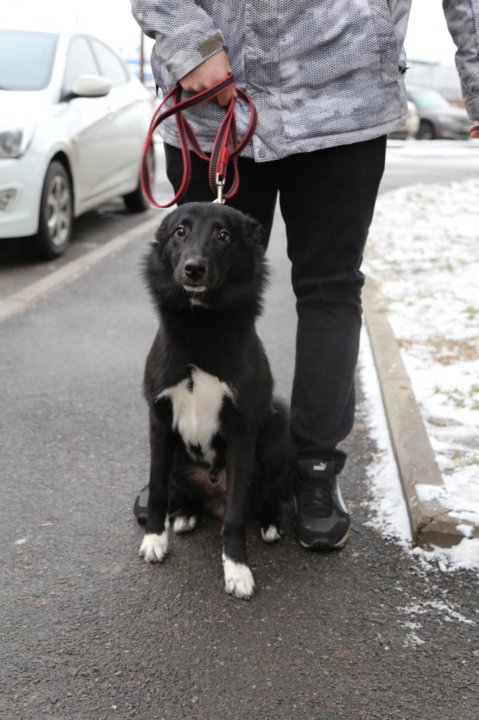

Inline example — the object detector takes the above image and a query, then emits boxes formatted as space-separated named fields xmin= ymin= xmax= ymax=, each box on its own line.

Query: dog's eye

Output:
xmin=174 ymin=225 xmax=186 ymax=239
xmin=217 ymin=229 xmax=231 ymax=244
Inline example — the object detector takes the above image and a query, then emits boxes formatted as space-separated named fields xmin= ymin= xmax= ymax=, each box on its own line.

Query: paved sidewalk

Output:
xmin=1 ymin=211 xmax=478 ymax=720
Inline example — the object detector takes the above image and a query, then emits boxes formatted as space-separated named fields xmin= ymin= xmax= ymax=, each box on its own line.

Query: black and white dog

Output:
xmin=139 ymin=202 xmax=290 ymax=599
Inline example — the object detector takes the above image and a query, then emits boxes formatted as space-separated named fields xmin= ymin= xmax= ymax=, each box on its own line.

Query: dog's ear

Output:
xmin=153 ymin=214 xmax=173 ymax=259
xmin=242 ymin=215 xmax=266 ymax=248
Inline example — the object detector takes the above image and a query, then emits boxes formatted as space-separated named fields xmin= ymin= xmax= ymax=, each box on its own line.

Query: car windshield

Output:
xmin=0 ymin=29 xmax=58 ymax=91
xmin=408 ymin=88 xmax=450 ymax=111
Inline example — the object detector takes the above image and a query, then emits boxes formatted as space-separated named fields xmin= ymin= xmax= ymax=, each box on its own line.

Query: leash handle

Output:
xmin=140 ymin=74 xmax=258 ymax=209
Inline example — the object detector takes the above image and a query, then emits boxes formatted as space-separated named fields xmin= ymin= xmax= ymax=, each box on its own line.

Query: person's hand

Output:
xmin=179 ymin=51 xmax=237 ymax=106
xmin=469 ymin=123 xmax=479 ymax=139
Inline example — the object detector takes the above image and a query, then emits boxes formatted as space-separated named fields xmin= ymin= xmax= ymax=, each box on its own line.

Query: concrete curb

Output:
xmin=0 ymin=215 xmax=163 ymax=325
xmin=363 ymin=277 xmax=475 ymax=548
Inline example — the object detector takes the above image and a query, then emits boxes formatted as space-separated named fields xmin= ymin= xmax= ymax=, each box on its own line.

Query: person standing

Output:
xmin=130 ymin=0 xmax=479 ymax=549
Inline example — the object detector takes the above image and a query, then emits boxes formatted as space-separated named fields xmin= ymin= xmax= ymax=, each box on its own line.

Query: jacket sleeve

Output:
xmin=442 ymin=0 xmax=479 ymax=119
xmin=130 ymin=0 xmax=225 ymax=82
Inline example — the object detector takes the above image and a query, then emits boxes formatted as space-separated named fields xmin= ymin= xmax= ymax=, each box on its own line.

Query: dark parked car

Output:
xmin=406 ymin=85 xmax=472 ymax=140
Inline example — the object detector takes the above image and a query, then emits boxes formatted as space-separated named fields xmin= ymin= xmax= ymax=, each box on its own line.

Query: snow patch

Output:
xmin=396 ymin=598 xmax=475 ymax=647
xmin=362 ymin=176 xmax=479 ymax=572
xmin=359 ymin=331 xmax=412 ymax=545
xmin=411 ymin=539 xmax=479 ymax=574
xmin=400 ymin=600 xmax=475 ymax=625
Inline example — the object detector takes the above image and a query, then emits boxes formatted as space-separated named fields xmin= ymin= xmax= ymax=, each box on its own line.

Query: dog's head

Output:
xmin=145 ymin=202 xmax=268 ymax=312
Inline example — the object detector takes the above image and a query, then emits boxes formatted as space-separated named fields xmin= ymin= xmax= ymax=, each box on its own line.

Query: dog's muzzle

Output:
xmin=184 ymin=258 xmax=207 ymax=281
xmin=179 ymin=257 xmax=209 ymax=291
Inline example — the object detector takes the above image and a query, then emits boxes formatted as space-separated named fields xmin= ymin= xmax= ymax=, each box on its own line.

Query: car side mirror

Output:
xmin=70 ymin=74 xmax=112 ymax=98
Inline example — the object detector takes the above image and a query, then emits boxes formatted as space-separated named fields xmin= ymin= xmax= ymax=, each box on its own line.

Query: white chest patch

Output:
xmin=158 ymin=366 xmax=234 ymax=466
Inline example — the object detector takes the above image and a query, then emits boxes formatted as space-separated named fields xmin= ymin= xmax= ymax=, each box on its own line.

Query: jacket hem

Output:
xmin=157 ymin=113 xmax=408 ymax=163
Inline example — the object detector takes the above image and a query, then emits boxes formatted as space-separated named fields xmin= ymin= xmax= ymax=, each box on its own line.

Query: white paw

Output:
xmin=172 ymin=515 xmax=197 ymax=534
xmin=261 ymin=524 xmax=282 ymax=543
xmin=222 ymin=554 xmax=255 ymax=599
xmin=139 ymin=532 xmax=168 ymax=563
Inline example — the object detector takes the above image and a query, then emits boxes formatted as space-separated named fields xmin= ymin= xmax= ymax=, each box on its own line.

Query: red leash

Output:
xmin=141 ymin=73 xmax=258 ymax=208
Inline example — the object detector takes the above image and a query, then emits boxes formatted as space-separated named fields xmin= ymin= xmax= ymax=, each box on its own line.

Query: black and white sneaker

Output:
xmin=133 ymin=485 xmax=149 ymax=525
xmin=294 ymin=459 xmax=350 ymax=550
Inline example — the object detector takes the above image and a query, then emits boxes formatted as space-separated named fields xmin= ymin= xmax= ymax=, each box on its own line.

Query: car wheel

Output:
xmin=34 ymin=161 xmax=73 ymax=260
xmin=123 ymin=147 xmax=154 ymax=213
xmin=416 ymin=120 xmax=435 ymax=140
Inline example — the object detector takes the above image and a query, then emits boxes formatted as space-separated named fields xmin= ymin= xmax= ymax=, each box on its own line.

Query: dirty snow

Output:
xmin=401 ymin=600 xmax=475 ymax=625
xmin=396 ymin=599 xmax=475 ymax=648
xmin=360 ymin=172 xmax=479 ymax=572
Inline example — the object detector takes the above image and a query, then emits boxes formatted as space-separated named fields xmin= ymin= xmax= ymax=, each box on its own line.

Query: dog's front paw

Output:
xmin=261 ymin=524 xmax=282 ymax=543
xmin=172 ymin=515 xmax=197 ymax=534
xmin=222 ymin=555 xmax=255 ymax=599
xmin=139 ymin=532 xmax=168 ymax=563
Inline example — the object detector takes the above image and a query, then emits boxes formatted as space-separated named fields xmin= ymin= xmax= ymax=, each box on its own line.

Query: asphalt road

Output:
xmin=1 ymin=143 xmax=478 ymax=719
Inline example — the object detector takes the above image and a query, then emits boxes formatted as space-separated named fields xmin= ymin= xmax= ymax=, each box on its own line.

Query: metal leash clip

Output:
xmin=213 ymin=175 xmax=226 ymax=204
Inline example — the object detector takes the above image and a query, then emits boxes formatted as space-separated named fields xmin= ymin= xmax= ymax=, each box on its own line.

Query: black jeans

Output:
xmin=164 ymin=137 xmax=386 ymax=473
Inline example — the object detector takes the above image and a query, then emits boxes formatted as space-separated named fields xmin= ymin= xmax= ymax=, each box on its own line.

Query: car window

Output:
xmin=0 ymin=29 xmax=58 ymax=91
xmin=63 ymin=36 xmax=99 ymax=94
xmin=89 ymin=38 xmax=129 ymax=88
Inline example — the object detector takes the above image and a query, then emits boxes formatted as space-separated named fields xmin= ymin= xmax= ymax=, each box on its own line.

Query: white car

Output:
xmin=0 ymin=27 xmax=153 ymax=259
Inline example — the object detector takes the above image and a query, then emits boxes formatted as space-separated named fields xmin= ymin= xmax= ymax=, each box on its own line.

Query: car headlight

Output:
xmin=0 ymin=127 xmax=33 ymax=159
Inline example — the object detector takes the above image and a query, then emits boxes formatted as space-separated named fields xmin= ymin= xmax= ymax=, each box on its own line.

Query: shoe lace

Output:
xmin=299 ymin=478 xmax=333 ymax=518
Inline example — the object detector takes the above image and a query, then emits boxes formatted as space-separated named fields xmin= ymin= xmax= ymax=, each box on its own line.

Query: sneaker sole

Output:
xmin=298 ymin=526 xmax=351 ymax=551
xmin=293 ymin=495 xmax=351 ymax=550
xmin=133 ymin=500 xmax=147 ymax=525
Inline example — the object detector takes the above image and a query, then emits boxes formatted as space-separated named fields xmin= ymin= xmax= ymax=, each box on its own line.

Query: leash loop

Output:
xmin=141 ymin=73 xmax=257 ymax=208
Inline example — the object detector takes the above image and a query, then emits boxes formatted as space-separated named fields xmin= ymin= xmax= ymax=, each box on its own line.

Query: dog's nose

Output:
xmin=184 ymin=259 xmax=207 ymax=281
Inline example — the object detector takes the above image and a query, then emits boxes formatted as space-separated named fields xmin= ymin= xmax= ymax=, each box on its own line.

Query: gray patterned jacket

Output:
xmin=131 ymin=0 xmax=479 ymax=161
